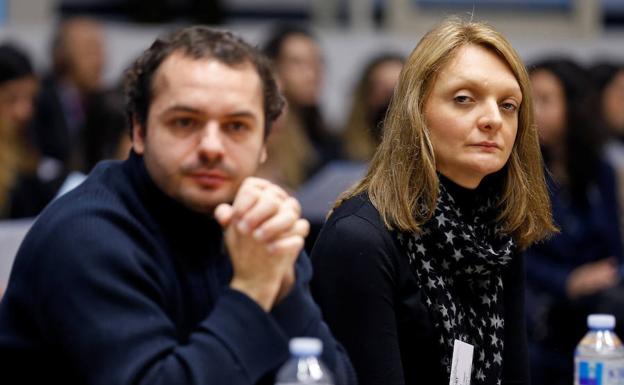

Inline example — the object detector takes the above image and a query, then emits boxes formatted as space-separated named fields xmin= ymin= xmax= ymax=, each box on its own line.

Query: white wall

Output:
xmin=2 ymin=20 xmax=624 ymax=131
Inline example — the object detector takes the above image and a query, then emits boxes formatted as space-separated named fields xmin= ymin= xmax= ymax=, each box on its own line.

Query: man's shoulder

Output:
xmin=22 ymin=160 xmax=145 ymax=258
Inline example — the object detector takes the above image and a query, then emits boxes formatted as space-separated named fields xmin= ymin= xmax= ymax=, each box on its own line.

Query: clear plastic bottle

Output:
xmin=574 ymin=314 xmax=624 ymax=385
xmin=275 ymin=337 xmax=334 ymax=385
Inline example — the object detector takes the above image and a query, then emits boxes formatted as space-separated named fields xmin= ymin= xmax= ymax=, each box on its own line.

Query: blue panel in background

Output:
xmin=0 ymin=0 xmax=5 ymax=24
xmin=415 ymin=0 xmax=572 ymax=11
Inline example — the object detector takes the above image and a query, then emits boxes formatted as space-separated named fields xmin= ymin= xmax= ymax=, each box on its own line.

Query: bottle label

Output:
xmin=578 ymin=360 xmax=624 ymax=385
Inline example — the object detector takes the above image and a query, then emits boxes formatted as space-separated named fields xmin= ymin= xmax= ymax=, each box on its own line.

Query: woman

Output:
xmin=311 ymin=18 xmax=556 ymax=385
xmin=526 ymin=59 xmax=623 ymax=385
xmin=260 ymin=24 xmax=342 ymax=190
xmin=590 ymin=62 xmax=624 ymax=239
xmin=0 ymin=43 xmax=40 ymax=218
xmin=343 ymin=53 xmax=404 ymax=161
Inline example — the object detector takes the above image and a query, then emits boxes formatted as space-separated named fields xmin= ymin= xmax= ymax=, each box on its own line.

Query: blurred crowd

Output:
xmin=2 ymin=15 xmax=624 ymax=385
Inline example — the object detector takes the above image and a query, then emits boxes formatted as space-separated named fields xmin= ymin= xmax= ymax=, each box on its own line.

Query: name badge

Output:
xmin=449 ymin=339 xmax=474 ymax=385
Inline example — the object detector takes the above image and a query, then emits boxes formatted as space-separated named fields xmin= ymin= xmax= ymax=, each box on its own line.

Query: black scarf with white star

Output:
xmin=395 ymin=177 xmax=515 ymax=385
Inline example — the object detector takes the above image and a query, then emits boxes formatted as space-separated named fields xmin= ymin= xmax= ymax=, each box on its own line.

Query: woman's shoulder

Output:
xmin=327 ymin=193 xmax=387 ymax=232
xmin=316 ymin=193 xmax=399 ymax=259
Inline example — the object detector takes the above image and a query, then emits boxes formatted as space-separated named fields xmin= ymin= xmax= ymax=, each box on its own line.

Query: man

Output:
xmin=0 ymin=26 xmax=355 ymax=385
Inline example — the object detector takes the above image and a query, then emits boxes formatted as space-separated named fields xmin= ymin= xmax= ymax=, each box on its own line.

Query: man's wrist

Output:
xmin=229 ymin=278 xmax=279 ymax=312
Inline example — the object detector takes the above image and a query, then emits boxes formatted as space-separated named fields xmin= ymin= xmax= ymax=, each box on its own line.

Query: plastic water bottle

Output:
xmin=275 ymin=337 xmax=334 ymax=385
xmin=574 ymin=314 xmax=624 ymax=385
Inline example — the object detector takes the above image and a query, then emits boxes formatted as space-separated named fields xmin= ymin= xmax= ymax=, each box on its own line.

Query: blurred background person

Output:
xmin=30 ymin=17 xmax=106 ymax=175
xmin=343 ymin=53 xmax=404 ymax=162
xmin=81 ymin=85 xmax=132 ymax=172
xmin=260 ymin=24 xmax=342 ymax=191
xmin=0 ymin=43 xmax=39 ymax=218
xmin=591 ymin=61 xmax=624 ymax=238
xmin=525 ymin=58 xmax=624 ymax=385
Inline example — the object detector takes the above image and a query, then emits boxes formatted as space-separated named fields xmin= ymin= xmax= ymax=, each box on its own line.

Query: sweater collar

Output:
xmin=123 ymin=150 xmax=222 ymax=243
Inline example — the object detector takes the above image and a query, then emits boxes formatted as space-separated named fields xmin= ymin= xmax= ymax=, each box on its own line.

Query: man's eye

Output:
xmin=172 ymin=117 xmax=196 ymax=129
xmin=454 ymin=95 xmax=471 ymax=103
xmin=224 ymin=121 xmax=247 ymax=132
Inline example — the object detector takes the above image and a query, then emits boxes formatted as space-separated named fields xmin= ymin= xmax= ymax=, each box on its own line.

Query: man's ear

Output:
xmin=132 ymin=118 xmax=146 ymax=155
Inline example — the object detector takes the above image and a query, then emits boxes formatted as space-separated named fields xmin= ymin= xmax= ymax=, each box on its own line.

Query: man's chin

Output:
xmin=179 ymin=190 xmax=234 ymax=215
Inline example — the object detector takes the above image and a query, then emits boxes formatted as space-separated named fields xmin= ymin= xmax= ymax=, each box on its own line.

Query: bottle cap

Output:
xmin=289 ymin=337 xmax=323 ymax=356
xmin=588 ymin=314 xmax=616 ymax=330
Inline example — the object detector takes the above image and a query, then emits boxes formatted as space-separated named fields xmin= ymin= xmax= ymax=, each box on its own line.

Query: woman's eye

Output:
xmin=454 ymin=95 xmax=471 ymax=103
xmin=501 ymin=102 xmax=518 ymax=112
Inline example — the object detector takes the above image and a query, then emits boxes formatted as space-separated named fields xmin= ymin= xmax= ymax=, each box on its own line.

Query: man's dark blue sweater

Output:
xmin=0 ymin=152 xmax=356 ymax=385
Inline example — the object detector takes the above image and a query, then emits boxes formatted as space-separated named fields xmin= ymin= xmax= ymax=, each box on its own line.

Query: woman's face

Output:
xmin=531 ymin=69 xmax=566 ymax=147
xmin=424 ymin=44 xmax=521 ymax=189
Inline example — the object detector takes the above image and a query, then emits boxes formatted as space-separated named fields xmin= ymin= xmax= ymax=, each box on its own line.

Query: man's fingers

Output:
xmin=267 ymin=234 xmax=305 ymax=257
xmin=214 ymin=204 xmax=234 ymax=227
xmin=235 ymin=185 xmax=293 ymax=234
xmin=231 ymin=178 xmax=288 ymax=216
xmin=254 ymin=215 xmax=309 ymax=242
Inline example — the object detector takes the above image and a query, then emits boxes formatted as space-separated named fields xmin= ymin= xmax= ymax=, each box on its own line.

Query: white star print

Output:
xmin=452 ymin=249 xmax=464 ymax=261
xmin=490 ymin=333 xmax=499 ymax=347
xmin=427 ymin=277 xmax=437 ymax=289
xmin=493 ymin=352 xmax=503 ymax=365
xmin=416 ymin=243 xmax=426 ymax=254
xmin=445 ymin=230 xmax=455 ymax=244
xmin=436 ymin=213 xmax=448 ymax=227
xmin=490 ymin=315 xmax=503 ymax=329
xmin=422 ymin=259 xmax=433 ymax=272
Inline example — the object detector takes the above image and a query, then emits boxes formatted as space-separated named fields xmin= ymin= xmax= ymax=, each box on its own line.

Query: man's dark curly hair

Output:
xmin=123 ymin=26 xmax=285 ymax=138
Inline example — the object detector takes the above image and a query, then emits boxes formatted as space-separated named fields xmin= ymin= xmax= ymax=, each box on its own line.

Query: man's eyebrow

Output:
xmin=160 ymin=105 xmax=203 ymax=115
xmin=226 ymin=111 xmax=257 ymax=121
xmin=159 ymin=105 xmax=258 ymax=121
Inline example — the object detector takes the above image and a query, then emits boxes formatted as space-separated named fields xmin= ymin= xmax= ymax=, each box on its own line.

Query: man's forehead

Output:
xmin=149 ymin=52 xmax=264 ymax=118
xmin=152 ymin=52 xmax=259 ymax=92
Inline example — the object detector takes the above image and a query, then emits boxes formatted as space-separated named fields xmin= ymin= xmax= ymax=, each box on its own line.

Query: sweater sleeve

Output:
xmin=311 ymin=212 xmax=405 ymax=385
xmin=29 ymin=213 xmax=331 ymax=385
xmin=502 ymin=253 xmax=530 ymax=385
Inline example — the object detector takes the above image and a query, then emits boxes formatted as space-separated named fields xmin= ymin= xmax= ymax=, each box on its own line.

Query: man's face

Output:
xmin=132 ymin=52 xmax=267 ymax=214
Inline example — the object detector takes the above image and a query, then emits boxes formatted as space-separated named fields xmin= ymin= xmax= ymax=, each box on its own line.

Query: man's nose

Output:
xmin=198 ymin=121 xmax=225 ymax=160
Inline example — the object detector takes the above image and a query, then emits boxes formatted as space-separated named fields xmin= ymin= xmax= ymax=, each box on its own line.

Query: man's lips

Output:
xmin=188 ymin=171 xmax=230 ymax=187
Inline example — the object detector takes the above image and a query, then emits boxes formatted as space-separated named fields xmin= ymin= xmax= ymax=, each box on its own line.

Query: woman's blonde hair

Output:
xmin=338 ymin=17 xmax=556 ymax=250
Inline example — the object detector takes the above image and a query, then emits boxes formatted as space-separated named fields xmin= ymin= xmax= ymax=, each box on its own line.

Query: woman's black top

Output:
xmin=310 ymin=192 xmax=529 ymax=385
